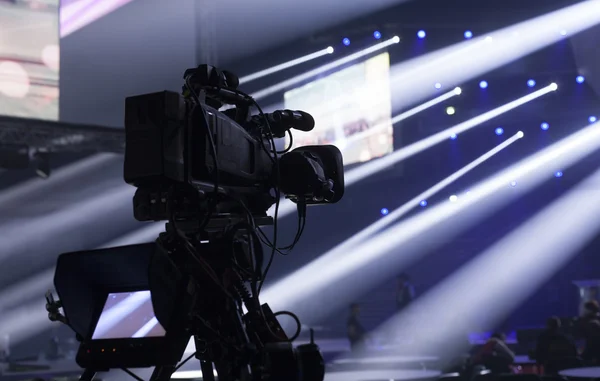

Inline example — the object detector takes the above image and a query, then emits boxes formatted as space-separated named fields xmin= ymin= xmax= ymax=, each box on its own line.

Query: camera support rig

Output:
xmin=48 ymin=65 xmax=342 ymax=381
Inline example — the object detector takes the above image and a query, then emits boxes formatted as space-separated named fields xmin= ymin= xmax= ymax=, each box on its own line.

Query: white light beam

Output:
xmin=239 ymin=47 xmax=335 ymax=84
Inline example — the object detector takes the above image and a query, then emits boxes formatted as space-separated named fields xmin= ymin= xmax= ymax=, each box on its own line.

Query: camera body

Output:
xmin=124 ymin=74 xmax=343 ymax=223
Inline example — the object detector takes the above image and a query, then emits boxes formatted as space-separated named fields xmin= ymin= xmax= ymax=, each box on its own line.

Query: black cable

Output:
xmin=232 ymin=197 xmax=291 ymax=257
xmin=273 ymin=310 xmax=302 ymax=341
xmin=228 ymin=221 xmax=264 ymax=281
xmin=121 ymin=368 xmax=145 ymax=381
xmin=279 ymin=202 xmax=306 ymax=251
xmin=276 ymin=130 xmax=294 ymax=154
xmin=253 ymin=99 xmax=280 ymax=296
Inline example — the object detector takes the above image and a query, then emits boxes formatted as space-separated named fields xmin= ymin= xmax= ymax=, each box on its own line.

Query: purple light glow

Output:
xmin=61 ymin=0 xmax=136 ymax=37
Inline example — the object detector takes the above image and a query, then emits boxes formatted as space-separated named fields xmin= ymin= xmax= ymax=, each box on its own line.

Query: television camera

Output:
xmin=46 ymin=65 xmax=344 ymax=381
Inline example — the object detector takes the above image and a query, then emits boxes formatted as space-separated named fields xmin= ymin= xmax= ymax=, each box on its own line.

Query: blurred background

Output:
xmin=2 ymin=0 xmax=600 ymax=380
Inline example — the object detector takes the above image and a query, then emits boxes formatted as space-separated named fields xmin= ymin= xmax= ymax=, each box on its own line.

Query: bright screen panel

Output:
xmin=92 ymin=291 xmax=166 ymax=340
xmin=0 ymin=0 xmax=59 ymax=120
xmin=283 ymin=52 xmax=393 ymax=165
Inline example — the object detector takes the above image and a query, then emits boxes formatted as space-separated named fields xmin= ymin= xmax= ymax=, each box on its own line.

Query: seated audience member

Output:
xmin=581 ymin=301 xmax=600 ymax=326
xmin=347 ymin=303 xmax=367 ymax=352
xmin=535 ymin=316 xmax=578 ymax=374
xmin=582 ymin=319 xmax=600 ymax=365
xmin=472 ymin=332 xmax=515 ymax=374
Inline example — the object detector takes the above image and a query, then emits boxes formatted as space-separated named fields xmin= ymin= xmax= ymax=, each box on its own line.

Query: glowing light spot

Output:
xmin=0 ymin=61 xmax=30 ymax=98
xmin=41 ymin=45 xmax=60 ymax=71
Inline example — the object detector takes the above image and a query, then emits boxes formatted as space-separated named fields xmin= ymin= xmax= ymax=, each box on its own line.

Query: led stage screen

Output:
xmin=284 ymin=52 xmax=393 ymax=165
xmin=0 ymin=0 xmax=59 ymax=120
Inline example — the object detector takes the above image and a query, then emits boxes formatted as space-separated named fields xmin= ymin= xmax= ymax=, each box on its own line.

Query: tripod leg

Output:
xmin=150 ymin=366 xmax=176 ymax=381
xmin=79 ymin=368 xmax=96 ymax=381
xmin=200 ymin=360 xmax=215 ymax=381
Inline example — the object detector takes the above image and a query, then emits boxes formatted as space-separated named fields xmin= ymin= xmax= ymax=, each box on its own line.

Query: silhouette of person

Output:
xmin=347 ymin=303 xmax=366 ymax=352
xmin=396 ymin=273 xmax=415 ymax=311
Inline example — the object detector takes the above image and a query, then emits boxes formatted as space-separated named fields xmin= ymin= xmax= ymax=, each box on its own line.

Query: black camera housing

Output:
xmin=123 ymin=90 xmax=344 ymax=222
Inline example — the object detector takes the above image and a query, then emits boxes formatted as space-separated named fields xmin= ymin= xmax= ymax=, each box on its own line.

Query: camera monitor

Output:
xmin=54 ymin=243 xmax=188 ymax=369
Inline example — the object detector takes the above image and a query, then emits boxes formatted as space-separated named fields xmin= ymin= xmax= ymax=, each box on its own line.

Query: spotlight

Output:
xmin=560 ymin=30 xmax=567 ymax=36
xmin=550 ymin=83 xmax=558 ymax=91
xmin=555 ymin=171 xmax=563 ymax=178
xmin=392 ymin=36 xmax=400 ymax=43
xmin=419 ymin=200 xmax=428 ymax=207
xmin=446 ymin=106 xmax=456 ymax=115
xmin=454 ymin=87 xmax=462 ymax=95
xmin=589 ymin=116 xmax=597 ymax=123
xmin=479 ymin=80 xmax=488 ymax=89
xmin=380 ymin=208 xmax=389 ymax=216
xmin=464 ymin=30 xmax=473 ymax=39
xmin=342 ymin=38 xmax=350 ymax=46
xmin=417 ymin=30 xmax=426 ymax=39
xmin=449 ymin=195 xmax=458 ymax=202
xmin=527 ymin=79 xmax=536 ymax=88
xmin=434 ymin=82 xmax=442 ymax=89
xmin=373 ymin=31 xmax=382 ymax=39
xmin=517 ymin=131 xmax=525 ymax=138
xmin=576 ymin=75 xmax=585 ymax=84
xmin=541 ymin=122 xmax=549 ymax=130
xmin=450 ymin=134 xmax=457 ymax=140
xmin=495 ymin=127 xmax=504 ymax=136
xmin=510 ymin=181 xmax=517 ymax=187
xmin=326 ymin=46 xmax=334 ymax=54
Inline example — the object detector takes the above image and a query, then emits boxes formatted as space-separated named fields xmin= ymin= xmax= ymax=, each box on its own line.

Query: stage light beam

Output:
xmin=335 ymin=88 xmax=462 ymax=151
xmin=252 ymin=36 xmax=400 ymax=100
xmin=238 ymin=47 xmax=336 ymax=84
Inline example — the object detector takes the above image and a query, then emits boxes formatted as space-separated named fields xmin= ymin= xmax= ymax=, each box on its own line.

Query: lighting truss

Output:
xmin=0 ymin=116 xmax=124 ymax=154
